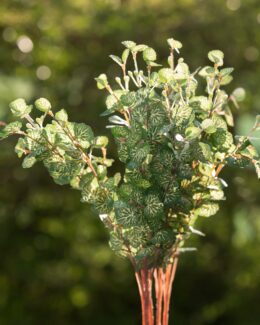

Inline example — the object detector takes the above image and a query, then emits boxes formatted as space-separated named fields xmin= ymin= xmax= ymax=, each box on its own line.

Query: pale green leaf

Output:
xmin=9 ymin=98 xmax=32 ymax=118
xmin=201 ymin=119 xmax=217 ymax=134
xmin=133 ymin=44 xmax=148 ymax=52
xmin=0 ymin=121 xmax=22 ymax=139
xmin=224 ymin=106 xmax=234 ymax=127
xmin=219 ymin=67 xmax=234 ymax=77
xmin=121 ymin=40 xmax=136 ymax=50
xmin=196 ymin=202 xmax=219 ymax=217
xmin=167 ymin=38 xmax=183 ymax=50
xmin=22 ymin=155 xmax=37 ymax=168
xmin=158 ymin=68 xmax=175 ymax=83
xmin=35 ymin=98 xmax=51 ymax=113
xmin=122 ymin=49 xmax=130 ymax=63
xmin=208 ymin=50 xmax=224 ymax=66
xmin=15 ymin=138 xmax=26 ymax=157
xmin=143 ymin=47 xmax=157 ymax=62
xmin=198 ymin=66 xmax=215 ymax=78
xmin=109 ymin=55 xmax=122 ymax=66
xmin=220 ymin=75 xmax=233 ymax=85
xmin=232 ymin=88 xmax=246 ymax=102
xmin=185 ymin=126 xmax=201 ymax=140
xmin=94 ymin=136 xmax=109 ymax=148
xmin=95 ymin=74 xmax=108 ymax=90
xmin=55 ymin=109 xmax=68 ymax=122
xmin=73 ymin=123 xmax=94 ymax=148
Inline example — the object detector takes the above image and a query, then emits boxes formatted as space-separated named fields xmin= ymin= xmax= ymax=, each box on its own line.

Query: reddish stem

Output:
xmin=154 ymin=268 xmax=163 ymax=325
xmin=135 ymin=271 xmax=145 ymax=325
xmin=162 ymin=258 xmax=179 ymax=325
xmin=140 ymin=268 xmax=154 ymax=325
xmin=134 ymin=258 xmax=179 ymax=325
xmin=148 ymin=269 xmax=154 ymax=325
xmin=162 ymin=263 xmax=172 ymax=325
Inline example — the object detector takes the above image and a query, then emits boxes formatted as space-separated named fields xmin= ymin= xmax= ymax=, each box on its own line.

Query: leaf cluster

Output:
xmin=1 ymin=39 xmax=259 ymax=269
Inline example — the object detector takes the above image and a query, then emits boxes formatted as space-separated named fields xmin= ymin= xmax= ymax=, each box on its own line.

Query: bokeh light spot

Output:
xmin=36 ymin=65 xmax=52 ymax=80
xmin=37 ymin=17 xmax=51 ymax=30
xmin=70 ymin=287 xmax=89 ymax=308
xmin=17 ymin=35 xmax=34 ymax=53
xmin=244 ymin=46 xmax=259 ymax=62
xmin=226 ymin=0 xmax=241 ymax=11
xmin=2 ymin=27 xmax=17 ymax=42
xmin=257 ymin=13 xmax=260 ymax=23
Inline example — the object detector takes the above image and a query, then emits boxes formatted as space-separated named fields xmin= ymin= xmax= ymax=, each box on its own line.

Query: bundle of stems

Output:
xmin=134 ymin=255 xmax=179 ymax=325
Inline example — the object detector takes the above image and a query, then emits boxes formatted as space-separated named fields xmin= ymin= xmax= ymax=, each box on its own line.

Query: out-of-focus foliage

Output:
xmin=0 ymin=0 xmax=259 ymax=324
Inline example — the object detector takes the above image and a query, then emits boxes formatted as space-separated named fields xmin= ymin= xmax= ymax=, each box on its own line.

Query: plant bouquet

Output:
xmin=1 ymin=38 xmax=259 ymax=325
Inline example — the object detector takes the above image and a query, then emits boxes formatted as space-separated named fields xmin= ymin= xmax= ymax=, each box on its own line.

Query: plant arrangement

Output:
xmin=1 ymin=38 xmax=259 ymax=325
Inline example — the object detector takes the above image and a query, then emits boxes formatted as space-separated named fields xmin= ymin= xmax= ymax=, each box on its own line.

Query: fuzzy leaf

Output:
xmin=115 ymin=201 xmax=142 ymax=227
xmin=232 ymin=88 xmax=246 ymax=102
xmin=201 ymin=119 xmax=216 ymax=134
xmin=144 ymin=194 xmax=163 ymax=218
xmin=185 ymin=126 xmax=201 ymax=140
xmin=199 ymin=142 xmax=212 ymax=161
xmin=9 ymin=98 xmax=32 ymax=118
xmin=133 ymin=44 xmax=148 ymax=52
xmin=190 ymin=96 xmax=211 ymax=111
xmin=73 ymin=123 xmax=94 ymax=148
xmin=196 ymin=202 xmax=219 ymax=217
xmin=22 ymin=155 xmax=37 ymax=168
xmin=15 ymin=138 xmax=27 ymax=157
xmin=122 ymin=49 xmax=130 ymax=63
xmin=122 ymin=40 xmax=136 ymax=50
xmin=120 ymin=92 xmax=136 ymax=106
xmin=0 ymin=121 xmax=22 ymax=139
xmin=219 ymin=67 xmax=234 ymax=77
xmin=94 ymin=136 xmax=109 ymax=148
xmin=95 ymin=74 xmax=108 ymax=90
xmin=44 ymin=159 xmax=83 ymax=185
xmin=109 ymin=55 xmax=122 ymax=66
xmin=208 ymin=50 xmax=224 ymax=66
xmin=224 ymin=106 xmax=234 ymax=127
xmin=158 ymin=68 xmax=175 ymax=83
xmin=220 ymin=75 xmax=233 ymax=85
xmin=55 ymin=109 xmax=68 ymax=122
xmin=167 ymin=38 xmax=182 ymax=50
xmin=143 ymin=47 xmax=157 ymax=62
xmin=199 ymin=66 xmax=215 ymax=78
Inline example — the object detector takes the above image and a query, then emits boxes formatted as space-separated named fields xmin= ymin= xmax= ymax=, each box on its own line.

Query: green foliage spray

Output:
xmin=1 ymin=38 xmax=259 ymax=325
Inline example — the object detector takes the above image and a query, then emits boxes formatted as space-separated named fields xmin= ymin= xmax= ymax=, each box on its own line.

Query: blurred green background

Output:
xmin=0 ymin=0 xmax=260 ymax=324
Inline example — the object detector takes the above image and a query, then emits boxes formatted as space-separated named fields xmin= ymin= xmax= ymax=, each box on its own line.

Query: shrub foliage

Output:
xmin=1 ymin=39 xmax=259 ymax=269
